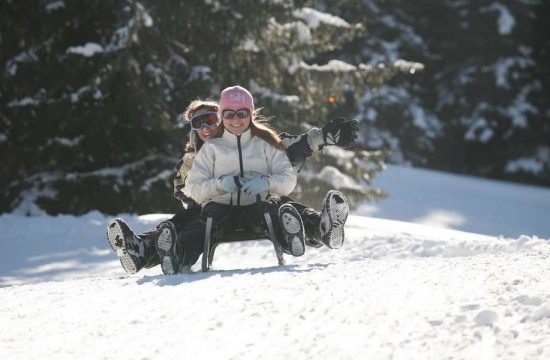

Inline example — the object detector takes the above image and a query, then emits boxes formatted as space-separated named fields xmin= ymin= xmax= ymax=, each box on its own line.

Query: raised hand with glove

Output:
xmin=307 ymin=117 xmax=359 ymax=151
xmin=218 ymin=175 xmax=244 ymax=193
xmin=241 ymin=176 xmax=270 ymax=197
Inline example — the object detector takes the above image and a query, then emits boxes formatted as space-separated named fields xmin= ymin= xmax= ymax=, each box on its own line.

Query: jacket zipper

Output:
xmin=237 ymin=134 xmax=244 ymax=206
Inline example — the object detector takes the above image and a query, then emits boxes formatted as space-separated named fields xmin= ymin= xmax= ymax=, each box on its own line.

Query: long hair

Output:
xmin=248 ymin=108 xmax=284 ymax=151
xmin=183 ymin=99 xmax=219 ymax=152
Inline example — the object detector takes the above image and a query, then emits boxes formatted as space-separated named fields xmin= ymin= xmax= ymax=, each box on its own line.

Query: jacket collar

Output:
xmin=221 ymin=127 xmax=252 ymax=144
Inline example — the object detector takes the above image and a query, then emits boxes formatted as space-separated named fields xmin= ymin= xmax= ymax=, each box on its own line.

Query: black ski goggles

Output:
xmin=221 ymin=108 xmax=250 ymax=120
xmin=189 ymin=111 xmax=221 ymax=131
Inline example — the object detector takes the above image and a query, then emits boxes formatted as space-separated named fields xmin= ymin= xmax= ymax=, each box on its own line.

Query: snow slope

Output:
xmin=357 ymin=165 xmax=550 ymax=238
xmin=1 ymin=166 xmax=550 ymax=359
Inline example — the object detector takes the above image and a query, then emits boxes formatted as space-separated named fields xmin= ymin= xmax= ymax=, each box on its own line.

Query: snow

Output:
xmin=505 ymin=84 xmax=538 ymax=128
xmin=65 ymin=9 xmax=152 ymax=58
xmin=288 ymin=20 xmax=312 ymax=43
xmin=66 ymin=155 xmax=173 ymax=181
xmin=48 ymin=136 xmax=84 ymax=147
xmin=140 ymin=169 xmax=173 ymax=191
xmin=136 ymin=2 xmax=154 ymax=27
xmin=9 ymin=155 xmax=176 ymax=215
xmin=465 ymin=117 xmax=494 ymax=143
xmin=317 ymin=166 xmax=363 ymax=191
xmin=240 ymin=38 xmax=260 ymax=52
xmin=5 ymin=48 xmax=39 ymax=77
xmin=491 ymin=56 xmax=534 ymax=89
xmin=1 ymin=166 xmax=550 ymax=359
xmin=186 ymin=65 xmax=211 ymax=83
xmin=7 ymin=82 xmax=103 ymax=107
xmin=106 ymin=24 xmax=132 ymax=52
xmin=481 ymin=3 xmax=516 ymax=35
xmin=293 ymin=7 xmax=351 ymax=29
xmin=7 ymin=96 xmax=41 ymax=107
xmin=250 ymin=80 xmax=300 ymax=104
xmin=298 ymin=59 xmax=357 ymax=72
xmin=66 ymin=43 xmax=104 ymax=57
xmin=45 ymin=0 xmax=65 ymax=12
xmin=70 ymin=85 xmax=93 ymax=103
xmin=393 ymin=59 xmax=424 ymax=74
xmin=358 ymin=165 xmax=550 ymax=238
xmin=505 ymin=157 xmax=544 ymax=175
xmin=457 ymin=66 xmax=477 ymax=85
xmin=410 ymin=104 xmax=441 ymax=137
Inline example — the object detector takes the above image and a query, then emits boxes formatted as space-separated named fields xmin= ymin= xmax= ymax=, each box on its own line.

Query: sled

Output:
xmin=202 ymin=209 xmax=285 ymax=272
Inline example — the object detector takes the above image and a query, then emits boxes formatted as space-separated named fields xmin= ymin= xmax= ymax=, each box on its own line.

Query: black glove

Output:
xmin=321 ymin=117 xmax=359 ymax=148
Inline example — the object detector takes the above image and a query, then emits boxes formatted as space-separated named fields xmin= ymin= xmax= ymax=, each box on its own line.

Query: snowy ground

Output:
xmin=1 ymin=166 xmax=549 ymax=359
xmin=357 ymin=165 xmax=550 ymax=238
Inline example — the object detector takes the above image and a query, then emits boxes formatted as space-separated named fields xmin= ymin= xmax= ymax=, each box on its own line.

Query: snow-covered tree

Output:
xmin=1 ymin=0 xmax=418 ymax=215
xmin=326 ymin=0 xmax=550 ymax=186
xmin=1 ymin=1 xmax=195 ymax=215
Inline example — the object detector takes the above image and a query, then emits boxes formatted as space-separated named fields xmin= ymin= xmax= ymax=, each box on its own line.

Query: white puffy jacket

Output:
xmin=184 ymin=128 xmax=297 ymax=206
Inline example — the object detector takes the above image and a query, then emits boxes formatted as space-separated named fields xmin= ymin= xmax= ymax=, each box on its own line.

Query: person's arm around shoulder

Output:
xmin=308 ymin=117 xmax=359 ymax=150
xmin=263 ymin=143 xmax=297 ymax=196
xmin=280 ymin=117 xmax=359 ymax=167
xmin=183 ymin=143 xmax=225 ymax=205
xmin=173 ymin=152 xmax=198 ymax=208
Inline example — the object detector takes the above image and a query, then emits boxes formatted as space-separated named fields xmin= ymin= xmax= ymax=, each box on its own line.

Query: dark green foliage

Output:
xmin=325 ymin=0 xmax=550 ymax=186
xmin=1 ymin=0 xmax=397 ymax=215
xmin=1 ymin=1 xmax=191 ymax=214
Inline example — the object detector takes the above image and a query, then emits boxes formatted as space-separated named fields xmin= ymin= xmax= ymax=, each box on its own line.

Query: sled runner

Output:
xmin=202 ymin=207 xmax=285 ymax=272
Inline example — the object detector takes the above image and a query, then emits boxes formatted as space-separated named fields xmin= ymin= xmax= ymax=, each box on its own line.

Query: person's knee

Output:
xmin=179 ymin=226 xmax=205 ymax=250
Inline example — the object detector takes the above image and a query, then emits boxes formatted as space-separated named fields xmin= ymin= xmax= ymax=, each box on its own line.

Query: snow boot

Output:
xmin=298 ymin=207 xmax=324 ymax=248
xmin=156 ymin=221 xmax=181 ymax=275
xmin=107 ymin=218 xmax=148 ymax=274
xmin=278 ymin=204 xmax=305 ymax=256
xmin=319 ymin=190 xmax=349 ymax=249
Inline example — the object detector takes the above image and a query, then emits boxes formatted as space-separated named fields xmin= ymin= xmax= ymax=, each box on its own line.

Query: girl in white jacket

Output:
xmin=184 ymin=87 xmax=296 ymax=206
xmin=172 ymin=86 xmax=300 ymax=273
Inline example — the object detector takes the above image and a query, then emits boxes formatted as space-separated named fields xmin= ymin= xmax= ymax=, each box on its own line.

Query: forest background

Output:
xmin=1 ymin=0 xmax=548 ymax=215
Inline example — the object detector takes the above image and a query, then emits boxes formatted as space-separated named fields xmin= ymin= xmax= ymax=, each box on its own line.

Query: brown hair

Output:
xmin=183 ymin=99 xmax=219 ymax=152
xmin=219 ymin=108 xmax=283 ymax=150
xmin=248 ymin=108 xmax=284 ymax=150
xmin=184 ymin=100 xmax=283 ymax=152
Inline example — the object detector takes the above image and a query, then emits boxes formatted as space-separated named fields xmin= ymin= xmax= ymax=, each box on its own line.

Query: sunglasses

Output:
xmin=222 ymin=108 xmax=250 ymax=120
xmin=189 ymin=111 xmax=220 ymax=131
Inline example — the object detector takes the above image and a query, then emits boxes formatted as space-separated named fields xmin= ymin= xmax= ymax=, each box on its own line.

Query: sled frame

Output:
xmin=202 ymin=211 xmax=285 ymax=272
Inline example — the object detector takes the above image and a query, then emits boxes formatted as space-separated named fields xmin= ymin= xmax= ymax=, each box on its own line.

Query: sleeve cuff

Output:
xmin=306 ymin=127 xmax=324 ymax=151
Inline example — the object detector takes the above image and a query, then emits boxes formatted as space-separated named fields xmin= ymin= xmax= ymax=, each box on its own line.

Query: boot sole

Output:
xmin=107 ymin=220 xmax=125 ymax=251
xmin=281 ymin=213 xmax=301 ymax=234
xmin=157 ymin=226 xmax=178 ymax=275
xmin=161 ymin=256 xmax=176 ymax=275
xmin=279 ymin=204 xmax=305 ymax=257
xmin=322 ymin=191 xmax=349 ymax=249
xmin=157 ymin=227 xmax=173 ymax=252
xmin=107 ymin=219 xmax=139 ymax=274
xmin=290 ymin=237 xmax=305 ymax=257
xmin=120 ymin=253 xmax=138 ymax=274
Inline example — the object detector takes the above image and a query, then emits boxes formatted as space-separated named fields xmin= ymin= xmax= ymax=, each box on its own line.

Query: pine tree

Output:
xmin=418 ymin=0 xmax=550 ymax=185
xmin=327 ymin=0 xmax=550 ymax=186
xmin=1 ymin=0 xmax=420 ymax=214
xmin=1 ymin=1 xmax=188 ymax=214
xmin=191 ymin=2 xmax=421 ymax=207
